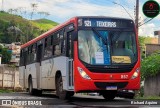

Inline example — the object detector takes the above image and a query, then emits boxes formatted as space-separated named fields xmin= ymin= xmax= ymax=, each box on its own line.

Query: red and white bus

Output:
xmin=19 ymin=16 xmax=140 ymax=100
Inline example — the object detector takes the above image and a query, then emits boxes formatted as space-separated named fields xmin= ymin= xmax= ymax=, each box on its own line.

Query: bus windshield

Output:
xmin=78 ymin=30 xmax=137 ymax=65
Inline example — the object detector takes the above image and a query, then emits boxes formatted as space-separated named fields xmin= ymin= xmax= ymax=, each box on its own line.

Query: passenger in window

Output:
xmin=54 ymin=45 xmax=61 ymax=55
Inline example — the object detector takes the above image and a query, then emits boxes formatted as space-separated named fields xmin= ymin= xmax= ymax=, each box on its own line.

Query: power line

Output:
xmin=138 ymin=18 xmax=148 ymax=25
xmin=113 ymin=1 xmax=134 ymax=21
xmin=122 ymin=0 xmax=135 ymax=10
xmin=139 ymin=18 xmax=154 ymax=27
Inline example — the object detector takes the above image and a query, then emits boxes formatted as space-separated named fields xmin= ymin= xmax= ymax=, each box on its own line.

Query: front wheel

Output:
xmin=101 ymin=90 xmax=117 ymax=100
xmin=56 ymin=76 xmax=74 ymax=99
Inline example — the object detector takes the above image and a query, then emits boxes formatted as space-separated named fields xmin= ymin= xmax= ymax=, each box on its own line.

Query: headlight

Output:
xmin=77 ymin=67 xmax=91 ymax=80
xmin=131 ymin=68 xmax=140 ymax=79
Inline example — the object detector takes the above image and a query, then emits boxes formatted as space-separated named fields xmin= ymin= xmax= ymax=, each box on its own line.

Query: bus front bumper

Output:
xmin=74 ymin=78 xmax=140 ymax=92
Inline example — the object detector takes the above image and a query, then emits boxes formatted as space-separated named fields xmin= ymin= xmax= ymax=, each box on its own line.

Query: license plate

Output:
xmin=106 ymin=86 xmax=117 ymax=90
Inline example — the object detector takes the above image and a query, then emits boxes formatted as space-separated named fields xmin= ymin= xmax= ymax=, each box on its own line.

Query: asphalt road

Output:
xmin=0 ymin=92 xmax=158 ymax=108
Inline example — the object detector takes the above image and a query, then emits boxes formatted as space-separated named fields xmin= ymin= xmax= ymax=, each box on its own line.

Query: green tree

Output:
xmin=141 ymin=51 xmax=160 ymax=80
xmin=0 ymin=45 xmax=11 ymax=64
xmin=30 ymin=3 xmax=38 ymax=19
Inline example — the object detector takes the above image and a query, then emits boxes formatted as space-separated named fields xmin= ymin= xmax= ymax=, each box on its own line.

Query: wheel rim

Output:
xmin=59 ymin=78 xmax=63 ymax=92
xmin=29 ymin=79 xmax=32 ymax=93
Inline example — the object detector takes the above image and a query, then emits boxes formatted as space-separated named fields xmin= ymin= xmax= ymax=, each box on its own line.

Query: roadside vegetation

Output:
xmin=141 ymin=51 xmax=160 ymax=80
xmin=136 ymin=37 xmax=160 ymax=99
xmin=135 ymin=96 xmax=160 ymax=99
xmin=0 ymin=45 xmax=11 ymax=64
xmin=0 ymin=89 xmax=13 ymax=93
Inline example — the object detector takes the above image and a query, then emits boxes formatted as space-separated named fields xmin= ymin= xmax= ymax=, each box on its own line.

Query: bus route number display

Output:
xmin=82 ymin=18 xmax=133 ymax=28
xmin=84 ymin=20 xmax=116 ymax=27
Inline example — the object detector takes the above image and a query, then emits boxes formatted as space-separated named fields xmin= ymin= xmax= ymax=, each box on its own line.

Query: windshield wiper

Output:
xmin=92 ymin=28 xmax=108 ymax=45
xmin=92 ymin=28 xmax=109 ymax=52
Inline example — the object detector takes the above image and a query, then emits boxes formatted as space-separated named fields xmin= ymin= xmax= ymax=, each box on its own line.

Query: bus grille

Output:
xmin=94 ymin=82 xmax=128 ymax=89
xmin=87 ymin=67 xmax=133 ymax=73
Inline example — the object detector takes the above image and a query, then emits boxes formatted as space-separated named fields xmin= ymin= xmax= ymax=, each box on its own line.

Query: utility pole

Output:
xmin=135 ymin=0 xmax=139 ymax=35
xmin=1 ymin=0 xmax=4 ymax=11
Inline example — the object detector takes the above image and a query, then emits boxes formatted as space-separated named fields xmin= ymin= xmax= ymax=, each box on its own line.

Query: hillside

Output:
xmin=0 ymin=11 xmax=58 ymax=44
xmin=32 ymin=19 xmax=58 ymax=31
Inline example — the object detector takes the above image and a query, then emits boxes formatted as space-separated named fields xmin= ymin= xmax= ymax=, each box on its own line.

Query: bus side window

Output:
xmin=20 ymin=50 xmax=24 ymax=66
xmin=53 ymin=34 xmax=57 ymax=56
xmin=30 ymin=45 xmax=34 ymax=63
xmin=53 ymin=30 xmax=64 ymax=56
xmin=44 ymin=38 xmax=48 ymax=58
xmin=30 ymin=44 xmax=37 ymax=62
xmin=54 ymin=45 xmax=61 ymax=55
xmin=66 ymin=32 xmax=73 ymax=58
xmin=44 ymin=36 xmax=52 ymax=58
xmin=23 ymin=49 xmax=28 ymax=67
xmin=27 ymin=47 xmax=31 ymax=64
xmin=60 ymin=30 xmax=65 ymax=54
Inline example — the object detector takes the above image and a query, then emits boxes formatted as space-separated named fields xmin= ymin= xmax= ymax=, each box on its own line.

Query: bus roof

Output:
xmin=77 ymin=16 xmax=133 ymax=21
xmin=21 ymin=17 xmax=77 ymax=49
xmin=21 ymin=16 xmax=133 ymax=49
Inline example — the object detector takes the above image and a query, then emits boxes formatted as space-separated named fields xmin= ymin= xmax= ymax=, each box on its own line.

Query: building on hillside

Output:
xmin=145 ymin=44 xmax=160 ymax=56
xmin=0 ymin=42 xmax=21 ymax=66
xmin=145 ymin=30 xmax=160 ymax=57
xmin=9 ymin=42 xmax=21 ymax=66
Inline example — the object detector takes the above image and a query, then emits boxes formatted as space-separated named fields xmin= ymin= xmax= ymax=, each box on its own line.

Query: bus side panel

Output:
xmin=41 ymin=57 xmax=68 ymax=90
xmin=41 ymin=56 xmax=69 ymax=90
xmin=41 ymin=58 xmax=58 ymax=90
xmin=26 ymin=63 xmax=37 ymax=89
xmin=19 ymin=66 xmax=25 ymax=88
xmin=53 ymin=56 xmax=69 ymax=90
xmin=35 ymin=63 xmax=41 ymax=89
xmin=41 ymin=59 xmax=51 ymax=89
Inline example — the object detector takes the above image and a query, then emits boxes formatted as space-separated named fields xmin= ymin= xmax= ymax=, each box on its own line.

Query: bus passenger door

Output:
xmin=19 ymin=50 xmax=27 ymax=89
xmin=66 ymin=31 xmax=74 ymax=90
xmin=36 ymin=44 xmax=43 ymax=89
xmin=23 ymin=51 xmax=27 ymax=89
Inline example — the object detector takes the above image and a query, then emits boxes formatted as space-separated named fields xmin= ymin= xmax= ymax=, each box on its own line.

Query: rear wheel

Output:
xmin=28 ymin=77 xmax=42 ymax=96
xmin=28 ymin=77 xmax=35 ymax=95
xmin=101 ymin=90 xmax=117 ymax=100
xmin=56 ymin=75 xmax=74 ymax=99
xmin=36 ymin=90 xmax=42 ymax=96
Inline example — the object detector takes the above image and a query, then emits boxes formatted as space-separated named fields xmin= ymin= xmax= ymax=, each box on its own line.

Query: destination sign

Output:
xmin=79 ymin=18 xmax=134 ymax=28
xmin=96 ymin=21 xmax=116 ymax=27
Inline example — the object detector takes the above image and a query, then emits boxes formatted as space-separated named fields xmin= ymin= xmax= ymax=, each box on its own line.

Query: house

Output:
xmin=9 ymin=42 xmax=21 ymax=66
xmin=0 ymin=42 xmax=21 ymax=66
xmin=145 ymin=30 xmax=160 ymax=56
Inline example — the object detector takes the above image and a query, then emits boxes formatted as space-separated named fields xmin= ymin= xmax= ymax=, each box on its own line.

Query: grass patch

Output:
xmin=0 ymin=89 xmax=13 ymax=93
xmin=135 ymin=96 xmax=160 ymax=99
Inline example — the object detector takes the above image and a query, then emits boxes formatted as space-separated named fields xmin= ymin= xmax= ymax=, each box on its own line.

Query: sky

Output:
xmin=0 ymin=0 xmax=160 ymax=37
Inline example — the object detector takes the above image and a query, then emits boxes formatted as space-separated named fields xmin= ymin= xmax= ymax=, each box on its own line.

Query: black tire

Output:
xmin=29 ymin=77 xmax=42 ymax=96
xmin=28 ymin=77 xmax=35 ymax=95
xmin=36 ymin=90 xmax=42 ymax=96
xmin=127 ymin=95 xmax=134 ymax=99
xmin=56 ymin=76 xmax=74 ymax=99
xmin=102 ymin=90 xmax=117 ymax=101
xmin=68 ymin=91 xmax=74 ymax=97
